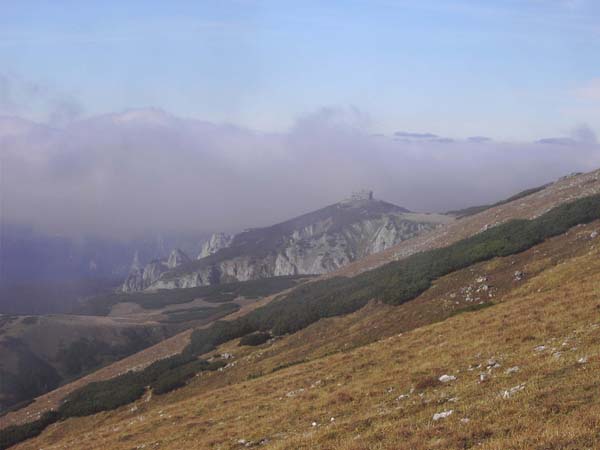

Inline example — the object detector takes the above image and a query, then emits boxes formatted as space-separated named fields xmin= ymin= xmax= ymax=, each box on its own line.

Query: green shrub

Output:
xmin=239 ymin=332 xmax=271 ymax=346
xmin=58 ymin=372 xmax=145 ymax=417
xmin=0 ymin=410 xmax=59 ymax=450
xmin=449 ymin=302 xmax=494 ymax=317
xmin=150 ymin=359 xmax=225 ymax=395
xmin=151 ymin=360 xmax=206 ymax=394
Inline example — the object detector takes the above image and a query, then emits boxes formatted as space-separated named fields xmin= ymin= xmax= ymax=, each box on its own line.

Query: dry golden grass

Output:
xmin=11 ymin=223 xmax=600 ymax=450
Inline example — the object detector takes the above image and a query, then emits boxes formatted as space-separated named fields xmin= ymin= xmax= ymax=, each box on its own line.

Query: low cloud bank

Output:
xmin=1 ymin=107 xmax=598 ymax=238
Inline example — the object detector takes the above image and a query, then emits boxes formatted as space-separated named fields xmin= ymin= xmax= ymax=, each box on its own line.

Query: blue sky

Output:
xmin=1 ymin=0 xmax=600 ymax=139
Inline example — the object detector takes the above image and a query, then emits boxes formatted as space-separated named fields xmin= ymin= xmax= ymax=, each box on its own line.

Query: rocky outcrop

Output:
xmin=131 ymin=193 xmax=451 ymax=291
xmin=120 ymin=252 xmax=144 ymax=292
xmin=197 ymin=233 xmax=234 ymax=259
xmin=121 ymin=249 xmax=191 ymax=292
xmin=167 ymin=248 xmax=191 ymax=269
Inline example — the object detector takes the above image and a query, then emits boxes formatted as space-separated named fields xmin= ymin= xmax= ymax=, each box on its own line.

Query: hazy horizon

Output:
xmin=1 ymin=1 xmax=600 ymax=239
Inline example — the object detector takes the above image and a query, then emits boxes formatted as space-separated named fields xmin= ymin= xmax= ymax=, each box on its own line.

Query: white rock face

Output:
xmin=198 ymin=233 xmax=234 ymax=259
xmin=121 ymin=249 xmax=190 ymax=292
xmin=167 ymin=248 xmax=191 ymax=269
xmin=123 ymin=194 xmax=452 ymax=292
xmin=120 ymin=251 xmax=145 ymax=292
xmin=149 ymin=216 xmax=445 ymax=290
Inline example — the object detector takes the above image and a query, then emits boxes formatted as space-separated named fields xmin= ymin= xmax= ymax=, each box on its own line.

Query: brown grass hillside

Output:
xmin=10 ymin=218 xmax=600 ymax=448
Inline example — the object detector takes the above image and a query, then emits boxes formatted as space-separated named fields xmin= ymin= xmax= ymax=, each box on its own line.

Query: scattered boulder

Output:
xmin=514 ymin=271 xmax=524 ymax=281
xmin=486 ymin=358 xmax=501 ymax=369
xmin=501 ymin=383 xmax=525 ymax=399
xmin=505 ymin=366 xmax=520 ymax=375
xmin=438 ymin=374 xmax=456 ymax=383
xmin=433 ymin=410 xmax=453 ymax=421
xmin=591 ymin=231 xmax=598 ymax=239
xmin=286 ymin=388 xmax=305 ymax=398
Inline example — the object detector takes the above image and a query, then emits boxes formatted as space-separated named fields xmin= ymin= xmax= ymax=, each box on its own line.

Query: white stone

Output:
xmin=432 ymin=410 xmax=453 ymax=421
xmin=501 ymin=383 xmax=525 ymax=399
xmin=438 ymin=374 xmax=456 ymax=383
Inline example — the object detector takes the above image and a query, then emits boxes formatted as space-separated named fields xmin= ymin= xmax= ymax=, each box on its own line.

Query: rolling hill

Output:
xmin=0 ymin=276 xmax=309 ymax=416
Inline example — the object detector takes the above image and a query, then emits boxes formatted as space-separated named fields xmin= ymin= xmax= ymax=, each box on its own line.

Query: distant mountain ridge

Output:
xmin=121 ymin=191 xmax=451 ymax=292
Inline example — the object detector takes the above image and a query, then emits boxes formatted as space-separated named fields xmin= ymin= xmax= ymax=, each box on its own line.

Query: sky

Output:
xmin=1 ymin=0 xmax=599 ymax=138
xmin=1 ymin=1 xmax=600 ymax=238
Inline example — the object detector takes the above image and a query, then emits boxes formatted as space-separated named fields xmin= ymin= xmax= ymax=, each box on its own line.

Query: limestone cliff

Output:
xmin=121 ymin=248 xmax=191 ymax=292
xmin=123 ymin=192 xmax=452 ymax=291
xmin=197 ymin=233 xmax=234 ymax=259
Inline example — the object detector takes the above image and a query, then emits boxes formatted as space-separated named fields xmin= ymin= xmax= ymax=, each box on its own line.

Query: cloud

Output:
xmin=1 ymin=107 xmax=599 ymax=239
xmin=467 ymin=136 xmax=492 ymax=143
xmin=0 ymin=72 xmax=84 ymax=125
xmin=571 ymin=124 xmax=598 ymax=144
xmin=575 ymin=78 xmax=600 ymax=102
xmin=392 ymin=131 xmax=455 ymax=143
xmin=394 ymin=131 xmax=439 ymax=139
xmin=536 ymin=125 xmax=597 ymax=146
xmin=536 ymin=137 xmax=577 ymax=146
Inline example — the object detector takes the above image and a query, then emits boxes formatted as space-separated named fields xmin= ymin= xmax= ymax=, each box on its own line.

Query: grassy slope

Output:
xmin=12 ymin=220 xmax=600 ymax=449
xmin=446 ymin=183 xmax=550 ymax=218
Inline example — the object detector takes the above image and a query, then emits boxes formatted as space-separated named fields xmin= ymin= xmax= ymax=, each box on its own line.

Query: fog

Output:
xmin=1 ymin=107 xmax=599 ymax=239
